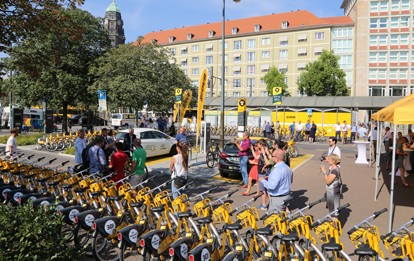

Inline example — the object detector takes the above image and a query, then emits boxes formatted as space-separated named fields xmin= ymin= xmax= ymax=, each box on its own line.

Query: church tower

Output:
xmin=104 ymin=0 xmax=125 ymax=48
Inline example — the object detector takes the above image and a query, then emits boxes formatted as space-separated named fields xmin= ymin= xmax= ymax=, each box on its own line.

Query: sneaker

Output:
xmin=258 ymin=204 xmax=268 ymax=210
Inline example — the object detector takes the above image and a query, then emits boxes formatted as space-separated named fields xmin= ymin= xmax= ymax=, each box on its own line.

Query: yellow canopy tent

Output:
xmin=371 ymin=93 xmax=414 ymax=122
xmin=372 ymin=93 xmax=414 ymax=232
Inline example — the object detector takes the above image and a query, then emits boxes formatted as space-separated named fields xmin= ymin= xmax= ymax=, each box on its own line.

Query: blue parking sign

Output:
xmin=98 ymin=90 xmax=106 ymax=100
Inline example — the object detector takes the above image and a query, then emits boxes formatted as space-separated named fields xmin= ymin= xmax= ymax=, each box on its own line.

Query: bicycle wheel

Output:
xmin=36 ymin=143 xmax=44 ymax=150
xmin=120 ymin=242 xmax=141 ymax=261
xmin=288 ymin=145 xmax=299 ymax=158
xmin=92 ymin=232 xmax=121 ymax=261
xmin=143 ymin=166 xmax=149 ymax=181
xmin=206 ymin=151 xmax=215 ymax=168
xmin=73 ymin=226 xmax=93 ymax=256
xmin=245 ymin=231 xmax=268 ymax=259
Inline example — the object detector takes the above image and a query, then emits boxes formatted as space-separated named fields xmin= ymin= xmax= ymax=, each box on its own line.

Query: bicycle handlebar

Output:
xmin=311 ymin=203 xmax=350 ymax=228
xmin=189 ymin=186 xmax=220 ymax=201
xmin=280 ymin=197 xmax=326 ymax=223
xmin=202 ymin=189 xmax=238 ymax=210
xmin=347 ymin=208 xmax=387 ymax=235
xmin=126 ymin=176 xmax=155 ymax=191
xmin=384 ymin=217 xmax=414 ymax=242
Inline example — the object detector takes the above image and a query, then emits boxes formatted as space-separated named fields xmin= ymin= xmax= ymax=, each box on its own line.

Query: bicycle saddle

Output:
xmin=129 ymin=201 xmax=143 ymax=208
xmin=354 ymin=243 xmax=377 ymax=256
xmin=90 ymin=191 xmax=104 ymax=197
xmin=150 ymin=206 xmax=164 ymax=213
xmin=256 ymin=226 xmax=273 ymax=236
xmin=196 ymin=216 xmax=213 ymax=225
xmin=225 ymin=221 xmax=243 ymax=231
xmin=177 ymin=210 xmax=192 ymax=219
xmin=62 ymin=184 xmax=73 ymax=189
xmin=74 ymin=188 xmax=87 ymax=194
xmin=281 ymin=231 xmax=299 ymax=242
xmin=48 ymin=181 xmax=60 ymax=187
xmin=107 ymin=195 xmax=123 ymax=201
xmin=321 ymin=237 xmax=342 ymax=251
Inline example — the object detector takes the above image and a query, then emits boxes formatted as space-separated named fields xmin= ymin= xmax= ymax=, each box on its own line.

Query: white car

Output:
xmin=115 ymin=128 xmax=177 ymax=157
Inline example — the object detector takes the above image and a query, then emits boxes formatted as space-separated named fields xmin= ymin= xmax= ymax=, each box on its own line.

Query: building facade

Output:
xmin=104 ymin=0 xmax=125 ymax=48
xmin=342 ymin=0 xmax=414 ymax=96
xmin=143 ymin=10 xmax=354 ymax=97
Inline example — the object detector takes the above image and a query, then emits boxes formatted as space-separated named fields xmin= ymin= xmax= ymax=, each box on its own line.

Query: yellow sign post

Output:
xmin=272 ymin=87 xmax=283 ymax=139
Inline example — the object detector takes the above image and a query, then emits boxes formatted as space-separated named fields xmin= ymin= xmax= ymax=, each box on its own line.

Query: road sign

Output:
xmin=175 ymin=88 xmax=183 ymax=104
xmin=307 ymin=108 xmax=312 ymax=116
xmin=272 ymin=87 xmax=283 ymax=105
xmin=98 ymin=90 xmax=107 ymax=111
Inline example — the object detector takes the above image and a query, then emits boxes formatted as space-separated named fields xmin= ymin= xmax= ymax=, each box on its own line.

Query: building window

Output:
xmin=191 ymin=80 xmax=198 ymax=86
xmin=182 ymin=69 xmax=187 ymax=75
xmin=379 ymin=1 xmax=388 ymax=11
xmin=261 ymin=91 xmax=268 ymax=97
xmin=192 ymin=45 xmax=199 ymax=52
xmin=314 ymin=47 xmax=323 ymax=55
xmin=297 ymin=48 xmax=307 ymax=56
xmin=170 ymin=48 xmax=176 ymax=55
xmin=262 ymin=37 xmax=270 ymax=45
xmin=233 ymin=92 xmax=240 ymax=97
xmin=233 ymin=54 xmax=241 ymax=62
xmin=262 ymin=51 xmax=270 ymax=58
xmin=233 ymin=79 xmax=241 ymax=87
xmin=247 ymin=39 xmax=256 ymax=49
xmin=232 ymin=27 xmax=239 ymax=34
xmin=233 ymin=66 xmax=241 ymax=75
xmin=169 ymin=36 xmax=175 ymax=43
xmin=234 ymin=40 xmax=242 ymax=50
xmin=181 ymin=47 xmax=188 ymax=55
xmin=254 ymin=24 xmax=261 ymax=32
xmin=332 ymin=28 xmax=353 ymax=37
xmin=339 ymin=55 xmax=352 ymax=69
xmin=206 ymin=55 xmax=213 ymax=64
xmin=369 ymin=69 xmax=376 ymax=79
xmin=181 ymin=59 xmax=187 ymax=66
xmin=247 ymin=78 xmax=255 ymax=89
xmin=298 ymin=34 xmax=308 ymax=42
xmin=389 ymin=86 xmax=404 ymax=96
xmin=261 ymin=65 xmax=270 ymax=72
xmin=281 ymin=21 xmax=289 ymax=28
xmin=400 ymin=16 xmax=409 ymax=27
xmin=332 ymin=39 xmax=353 ymax=53
xmin=379 ymin=35 xmax=387 ymax=45
xmin=247 ymin=52 xmax=255 ymax=62
xmin=208 ymin=30 xmax=215 ymax=38
xmin=370 ymin=1 xmax=379 ymax=12
xmin=389 ymin=69 xmax=398 ymax=78
xmin=315 ymin=32 xmax=325 ymax=40
xmin=206 ymin=44 xmax=213 ymax=52
xmin=192 ymin=68 xmax=199 ymax=75
xmin=279 ymin=49 xmax=288 ymax=60
xmin=369 ymin=86 xmax=385 ymax=96
xmin=247 ymin=65 xmax=255 ymax=75
xmin=379 ymin=18 xmax=388 ymax=28
xmin=401 ymin=0 xmax=410 ymax=10
xmin=390 ymin=34 xmax=399 ymax=44
xmin=187 ymin=34 xmax=193 ymax=40
xmin=400 ymin=34 xmax=409 ymax=44
xmin=192 ymin=57 xmax=199 ymax=63
xmin=378 ymin=69 xmax=386 ymax=79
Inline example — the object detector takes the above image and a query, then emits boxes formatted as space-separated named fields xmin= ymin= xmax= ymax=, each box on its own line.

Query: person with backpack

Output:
xmin=88 ymin=135 xmax=107 ymax=174
xmin=75 ymin=129 xmax=87 ymax=165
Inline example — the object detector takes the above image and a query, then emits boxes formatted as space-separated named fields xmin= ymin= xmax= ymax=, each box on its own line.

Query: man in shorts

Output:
xmin=129 ymin=139 xmax=147 ymax=187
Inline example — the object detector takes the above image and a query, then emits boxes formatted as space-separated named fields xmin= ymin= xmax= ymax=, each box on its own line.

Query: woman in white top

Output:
xmin=6 ymin=128 xmax=18 ymax=159
xmin=169 ymin=142 xmax=189 ymax=198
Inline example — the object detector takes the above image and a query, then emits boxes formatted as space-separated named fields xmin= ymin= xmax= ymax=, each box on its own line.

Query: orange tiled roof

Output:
xmin=141 ymin=10 xmax=353 ymax=45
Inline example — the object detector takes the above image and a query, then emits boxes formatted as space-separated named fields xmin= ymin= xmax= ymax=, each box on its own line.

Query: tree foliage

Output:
xmin=89 ymin=41 xmax=193 ymax=113
xmin=0 ymin=0 xmax=84 ymax=53
xmin=262 ymin=66 xmax=289 ymax=96
xmin=3 ymin=8 xmax=110 ymax=131
xmin=297 ymin=50 xmax=349 ymax=96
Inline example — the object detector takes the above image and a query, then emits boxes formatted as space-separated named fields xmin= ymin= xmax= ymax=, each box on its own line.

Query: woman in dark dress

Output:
xmin=309 ymin=121 xmax=317 ymax=143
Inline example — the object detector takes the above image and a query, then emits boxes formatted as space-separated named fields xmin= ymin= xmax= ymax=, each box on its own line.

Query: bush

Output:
xmin=0 ymin=203 xmax=83 ymax=260
xmin=64 ymin=146 xmax=75 ymax=155
xmin=0 ymin=133 xmax=42 ymax=146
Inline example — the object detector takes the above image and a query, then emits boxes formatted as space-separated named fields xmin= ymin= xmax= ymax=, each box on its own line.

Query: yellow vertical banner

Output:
xmin=196 ymin=68 xmax=208 ymax=144
xmin=179 ymin=90 xmax=192 ymax=124
xmin=173 ymin=104 xmax=178 ymax=122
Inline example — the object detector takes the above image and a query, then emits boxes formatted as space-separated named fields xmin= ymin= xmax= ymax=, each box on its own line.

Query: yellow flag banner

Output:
xmin=179 ymin=90 xmax=192 ymax=124
xmin=196 ymin=68 xmax=208 ymax=144
xmin=173 ymin=104 xmax=178 ymax=122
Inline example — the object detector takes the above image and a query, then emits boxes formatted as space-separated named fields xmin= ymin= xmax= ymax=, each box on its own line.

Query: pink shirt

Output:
xmin=238 ymin=138 xmax=251 ymax=157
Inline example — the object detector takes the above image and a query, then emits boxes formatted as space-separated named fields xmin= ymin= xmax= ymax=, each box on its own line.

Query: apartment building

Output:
xmin=342 ymin=0 xmax=414 ymax=96
xmin=142 ymin=10 xmax=353 ymax=97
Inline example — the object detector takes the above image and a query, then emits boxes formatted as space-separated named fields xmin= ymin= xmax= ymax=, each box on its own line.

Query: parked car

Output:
xmin=79 ymin=116 xmax=107 ymax=126
xmin=218 ymin=138 xmax=273 ymax=178
xmin=115 ymin=128 xmax=177 ymax=158
xmin=69 ymin=114 xmax=82 ymax=125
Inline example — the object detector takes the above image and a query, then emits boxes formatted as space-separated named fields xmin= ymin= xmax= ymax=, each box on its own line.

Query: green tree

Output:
xmin=3 ymin=8 xmax=110 ymax=131
xmin=297 ymin=50 xmax=349 ymax=96
xmin=89 ymin=40 xmax=193 ymax=114
xmin=262 ymin=66 xmax=289 ymax=96
xmin=0 ymin=0 xmax=84 ymax=53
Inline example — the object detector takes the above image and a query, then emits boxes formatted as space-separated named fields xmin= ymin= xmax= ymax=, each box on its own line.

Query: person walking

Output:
xmin=123 ymin=127 xmax=137 ymax=152
xmin=259 ymin=148 xmax=292 ymax=212
xmin=256 ymin=139 xmax=272 ymax=210
xmin=370 ymin=126 xmax=378 ymax=163
xmin=129 ymin=139 xmax=147 ymax=187
xmin=309 ymin=121 xmax=317 ymax=143
xmin=6 ymin=128 xmax=18 ymax=160
xmin=88 ymin=135 xmax=107 ymax=174
xmin=170 ymin=142 xmax=189 ymax=199
xmin=234 ymin=132 xmax=251 ymax=188
xmin=320 ymin=154 xmax=342 ymax=217
xmin=242 ymin=143 xmax=260 ymax=196
xmin=74 ymin=129 xmax=87 ymax=165
xmin=335 ymin=121 xmax=341 ymax=141
xmin=341 ymin=120 xmax=348 ymax=144
xmin=350 ymin=122 xmax=357 ymax=143
xmin=109 ymin=142 xmax=128 ymax=187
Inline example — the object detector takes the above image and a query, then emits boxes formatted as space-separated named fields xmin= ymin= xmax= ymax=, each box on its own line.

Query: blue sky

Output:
xmin=81 ymin=0 xmax=345 ymax=43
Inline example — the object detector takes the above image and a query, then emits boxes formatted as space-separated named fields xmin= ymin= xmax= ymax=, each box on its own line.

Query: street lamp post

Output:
xmin=220 ymin=0 xmax=240 ymax=149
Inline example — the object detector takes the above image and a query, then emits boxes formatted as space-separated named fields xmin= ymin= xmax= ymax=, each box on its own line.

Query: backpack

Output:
xmin=79 ymin=142 xmax=95 ymax=171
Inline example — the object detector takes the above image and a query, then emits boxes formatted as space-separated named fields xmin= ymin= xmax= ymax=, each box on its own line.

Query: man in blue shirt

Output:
xmin=259 ymin=148 xmax=292 ymax=212
xmin=89 ymin=135 xmax=107 ymax=174
xmin=265 ymin=122 xmax=272 ymax=138
xmin=175 ymin=127 xmax=188 ymax=145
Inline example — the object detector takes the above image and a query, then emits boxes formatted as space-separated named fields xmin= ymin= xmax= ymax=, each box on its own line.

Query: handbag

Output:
xmin=173 ymin=176 xmax=187 ymax=189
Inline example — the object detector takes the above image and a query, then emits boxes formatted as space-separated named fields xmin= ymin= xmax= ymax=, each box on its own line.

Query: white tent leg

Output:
xmin=388 ymin=125 xmax=397 ymax=232
xmin=374 ymin=121 xmax=382 ymax=201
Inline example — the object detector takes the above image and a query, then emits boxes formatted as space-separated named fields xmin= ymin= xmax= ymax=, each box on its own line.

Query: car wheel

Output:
xmin=169 ymin=145 xmax=177 ymax=156
xmin=219 ymin=171 xmax=229 ymax=178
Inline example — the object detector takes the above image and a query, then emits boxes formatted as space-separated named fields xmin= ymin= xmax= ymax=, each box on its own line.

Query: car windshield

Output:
xmin=112 ymin=114 xmax=121 ymax=119
xmin=224 ymin=143 xmax=239 ymax=154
